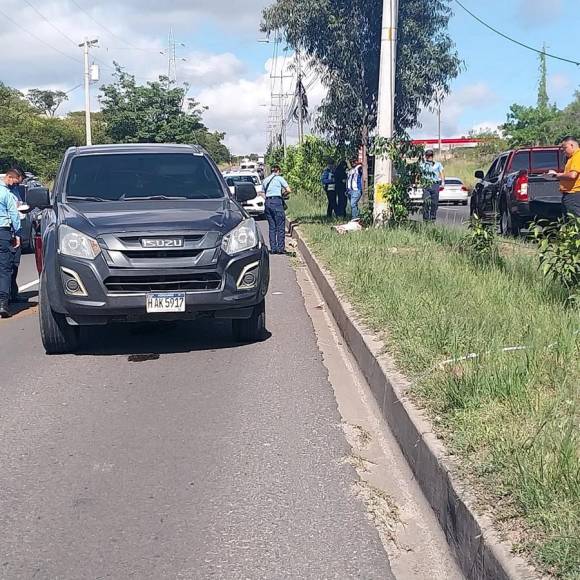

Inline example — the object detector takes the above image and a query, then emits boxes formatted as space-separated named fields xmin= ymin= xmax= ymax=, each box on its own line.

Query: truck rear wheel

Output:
xmin=39 ymin=276 xmax=80 ymax=354
xmin=232 ymin=300 xmax=266 ymax=343
xmin=500 ymin=203 xmax=521 ymax=237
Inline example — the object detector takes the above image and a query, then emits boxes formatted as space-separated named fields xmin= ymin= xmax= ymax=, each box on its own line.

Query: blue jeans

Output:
xmin=423 ymin=182 xmax=441 ymax=221
xmin=0 ymin=229 xmax=13 ymax=301
xmin=349 ymin=189 xmax=362 ymax=219
xmin=265 ymin=197 xmax=286 ymax=253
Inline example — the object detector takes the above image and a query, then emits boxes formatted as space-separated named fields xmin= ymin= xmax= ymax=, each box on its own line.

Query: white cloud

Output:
xmin=515 ymin=0 xmax=562 ymax=27
xmin=413 ymin=83 xmax=499 ymax=139
xmin=548 ymin=73 xmax=575 ymax=104
xmin=199 ymin=56 xmax=326 ymax=155
xmin=181 ymin=53 xmax=246 ymax=87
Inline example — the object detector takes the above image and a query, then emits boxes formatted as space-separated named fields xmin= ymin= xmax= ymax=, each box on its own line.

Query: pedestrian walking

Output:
xmin=0 ymin=170 xmax=23 ymax=318
xmin=421 ymin=150 xmax=445 ymax=222
xmin=321 ymin=160 xmax=337 ymax=218
xmin=347 ymin=160 xmax=363 ymax=220
xmin=549 ymin=136 xmax=580 ymax=217
xmin=262 ymin=165 xmax=291 ymax=254
xmin=335 ymin=159 xmax=348 ymax=218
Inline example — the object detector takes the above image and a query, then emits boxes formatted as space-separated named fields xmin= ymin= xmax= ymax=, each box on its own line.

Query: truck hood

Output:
xmin=58 ymin=199 xmax=244 ymax=237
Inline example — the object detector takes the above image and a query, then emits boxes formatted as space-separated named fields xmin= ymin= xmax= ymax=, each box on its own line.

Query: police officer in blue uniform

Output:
xmin=0 ymin=169 xmax=23 ymax=318
xmin=262 ymin=165 xmax=291 ymax=255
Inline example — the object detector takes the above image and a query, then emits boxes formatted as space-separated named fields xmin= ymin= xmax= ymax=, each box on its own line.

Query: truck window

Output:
xmin=531 ymin=150 xmax=559 ymax=172
xmin=65 ymin=153 xmax=224 ymax=201
xmin=485 ymin=158 xmax=500 ymax=180
xmin=495 ymin=154 xmax=509 ymax=177
xmin=510 ymin=151 xmax=530 ymax=173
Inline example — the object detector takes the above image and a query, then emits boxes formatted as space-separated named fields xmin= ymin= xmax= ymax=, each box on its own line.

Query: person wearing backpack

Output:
xmin=262 ymin=165 xmax=291 ymax=254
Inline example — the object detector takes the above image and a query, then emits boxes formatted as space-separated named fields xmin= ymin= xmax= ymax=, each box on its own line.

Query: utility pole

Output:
xmin=79 ymin=38 xmax=98 ymax=146
xmin=438 ymin=99 xmax=442 ymax=158
xmin=296 ymin=51 xmax=304 ymax=145
xmin=374 ymin=0 xmax=399 ymax=222
xmin=168 ymin=26 xmax=176 ymax=83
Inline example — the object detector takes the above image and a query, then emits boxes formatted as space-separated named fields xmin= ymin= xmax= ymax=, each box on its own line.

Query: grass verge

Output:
xmin=288 ymin=194 xmax=579 ymax=579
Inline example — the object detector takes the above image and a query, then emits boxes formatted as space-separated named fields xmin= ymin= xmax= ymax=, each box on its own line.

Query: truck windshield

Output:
xmin=225 ymin=175 xmax=258 ymax=187
xmin=65 ymin=153 xmax=225 ymax=201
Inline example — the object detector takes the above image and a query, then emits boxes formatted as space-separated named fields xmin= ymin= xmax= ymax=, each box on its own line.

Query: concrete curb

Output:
xmin=287 ymin=219 xmax=536 ymax=580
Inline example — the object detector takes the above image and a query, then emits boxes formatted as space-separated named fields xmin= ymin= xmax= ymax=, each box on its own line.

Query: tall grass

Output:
xmin=289 ymin=196 xmax=579 ymax=578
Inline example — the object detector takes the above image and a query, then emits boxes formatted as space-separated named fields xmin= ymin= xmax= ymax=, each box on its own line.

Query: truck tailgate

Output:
xmin=528 ymin=175 xmax=562 ymax=220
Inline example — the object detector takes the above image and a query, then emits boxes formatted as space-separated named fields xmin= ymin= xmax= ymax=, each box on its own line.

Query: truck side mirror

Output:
xmin=235 ymin=183 xmax=257 ymax=203
xmin=26 ymin=187 xmax=51 ymax=209
xmin=474 ymin=170 xmax=485 ymax=180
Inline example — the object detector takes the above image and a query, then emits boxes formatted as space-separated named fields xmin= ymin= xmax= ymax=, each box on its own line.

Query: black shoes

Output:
xmin=0 ymin=300 xmax=11 ymax=319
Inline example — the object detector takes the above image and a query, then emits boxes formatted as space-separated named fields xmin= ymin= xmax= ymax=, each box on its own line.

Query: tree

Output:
xmin=99 ymin=65 xmax=231 ymax=163
xmin=502 ymin=103 xmax=561 ymax=147
xmin=537 ymin=45 xmax=549 ymax=110
xmin=27 ymin=88 xmax=68 ymax=117
xmin=546 ymin=91 xmax=580 ymax=142
xmin=0 ymin=83 xmax=81 ymax=178
xmin=262 ymin=0 xmax=462 ymax=148
xmin=65 ymin=111 xmax=108 ymax=145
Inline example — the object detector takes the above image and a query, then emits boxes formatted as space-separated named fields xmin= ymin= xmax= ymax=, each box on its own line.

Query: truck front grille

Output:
xmin=119 ymin=249 xmax=204 ymax=260
xmin=104 ymin=272 xmax=222 ymax=293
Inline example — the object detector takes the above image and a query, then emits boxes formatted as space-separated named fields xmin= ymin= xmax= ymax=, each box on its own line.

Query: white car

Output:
xmin=409 ymin=177 xmax=469 ymax=206
xmin=223 ymin=172 xmax=265 ymax=216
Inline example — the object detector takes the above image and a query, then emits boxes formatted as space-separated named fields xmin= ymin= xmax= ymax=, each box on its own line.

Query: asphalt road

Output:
xmin=412 ymin=203 xmax=471 ymax=229
xmin=0 ymin=248 xmax=395 ymax=578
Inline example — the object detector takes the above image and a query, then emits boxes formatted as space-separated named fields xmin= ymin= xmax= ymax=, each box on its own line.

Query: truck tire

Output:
xmin=39 ymin=276 xmax=80 ymax=354
xmin=500 ymin=202 xmax=521 ymax=237
xmin=232 ymin=300 xmax=266 ymax=343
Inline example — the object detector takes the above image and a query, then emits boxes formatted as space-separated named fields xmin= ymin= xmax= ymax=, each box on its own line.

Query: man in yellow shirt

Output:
xmin=549 ymin=136 xmax=580 ymax=217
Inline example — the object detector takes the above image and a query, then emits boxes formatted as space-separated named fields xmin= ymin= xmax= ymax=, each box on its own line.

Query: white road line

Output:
xmin=19 ymin=279 xmax=39 ymax=292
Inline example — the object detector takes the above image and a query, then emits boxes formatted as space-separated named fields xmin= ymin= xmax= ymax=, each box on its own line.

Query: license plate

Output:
xmin=146 ymin=292 xmax=186 ymax=313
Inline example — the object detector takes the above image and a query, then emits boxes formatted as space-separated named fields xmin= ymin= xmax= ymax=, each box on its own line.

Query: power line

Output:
xmin=19 ymin=0 xmax=115 ymax=72
xmin=0 ymin=6 xmax=82 ymax=64
xmin=65 ymin=83 xmax=83 ymax=94
xmin=22 ymin=0 xmax=78 ymax=46
xmin=453 ymin=0 xmax=580 ymax=66
xmin=69 ymin=0 xmax=135 ymax=49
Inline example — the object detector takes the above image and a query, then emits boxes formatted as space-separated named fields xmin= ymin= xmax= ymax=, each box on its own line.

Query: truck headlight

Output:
xmin=222 ymin=219 xmax=258 ymax=255
xmin=59 ymin=225 xmax=101 ymax=259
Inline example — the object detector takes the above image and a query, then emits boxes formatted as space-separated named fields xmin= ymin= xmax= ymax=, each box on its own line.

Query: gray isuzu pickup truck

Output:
xmin=28 ymin=144 xmax=270 ymax=354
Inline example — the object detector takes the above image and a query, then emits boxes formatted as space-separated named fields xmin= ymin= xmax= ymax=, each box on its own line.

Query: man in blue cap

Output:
xmin=0 ymin=169 xmax=23 ymax=318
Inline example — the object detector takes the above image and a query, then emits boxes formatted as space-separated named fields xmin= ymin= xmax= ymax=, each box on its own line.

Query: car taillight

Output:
xmin=439 ymin=186 xmax=445 ymax=191
xmin=514 ymin=173 xmax=529 ymax=202
xmin=461 ymin=186 xmax=468 ymax=192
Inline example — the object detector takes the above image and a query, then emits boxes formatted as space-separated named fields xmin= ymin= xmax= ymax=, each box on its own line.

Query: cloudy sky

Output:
xmin=0 ymin=0 xmax=578 ymax=154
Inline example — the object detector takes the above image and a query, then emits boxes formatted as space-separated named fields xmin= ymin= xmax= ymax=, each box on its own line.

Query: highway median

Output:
xmin=288 ymin=194 xmax=579 ymax=579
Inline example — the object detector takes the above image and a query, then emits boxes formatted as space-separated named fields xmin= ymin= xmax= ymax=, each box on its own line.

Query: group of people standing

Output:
xmin=321 ymin=159 xmax=364 ymax=220
xmin=0 ymin=168 xmax=29 ymax=318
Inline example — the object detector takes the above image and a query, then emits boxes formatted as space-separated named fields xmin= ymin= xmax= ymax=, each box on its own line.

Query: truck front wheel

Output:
xmin=39 ymin=277 xmax=80 ymax=354
xmin=232 ymin=300 xmax=267 ymax=343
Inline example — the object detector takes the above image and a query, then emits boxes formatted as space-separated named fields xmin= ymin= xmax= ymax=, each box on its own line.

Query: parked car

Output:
xmin=409 ymin=177 xmax=469 ymax=205
xmin=470 ymin=147 xmax=565 ymax=236
xmin=27 ymin=143 xmax=270 ymax=354
xmin=223 ymin=171 xmax=265 ymax=216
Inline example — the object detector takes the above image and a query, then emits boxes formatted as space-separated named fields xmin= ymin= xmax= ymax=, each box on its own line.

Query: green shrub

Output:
xmin=532 ymin=215 xmax=580 ymax=305
xmin=462 ymin=214 xmax=502 ymax=267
